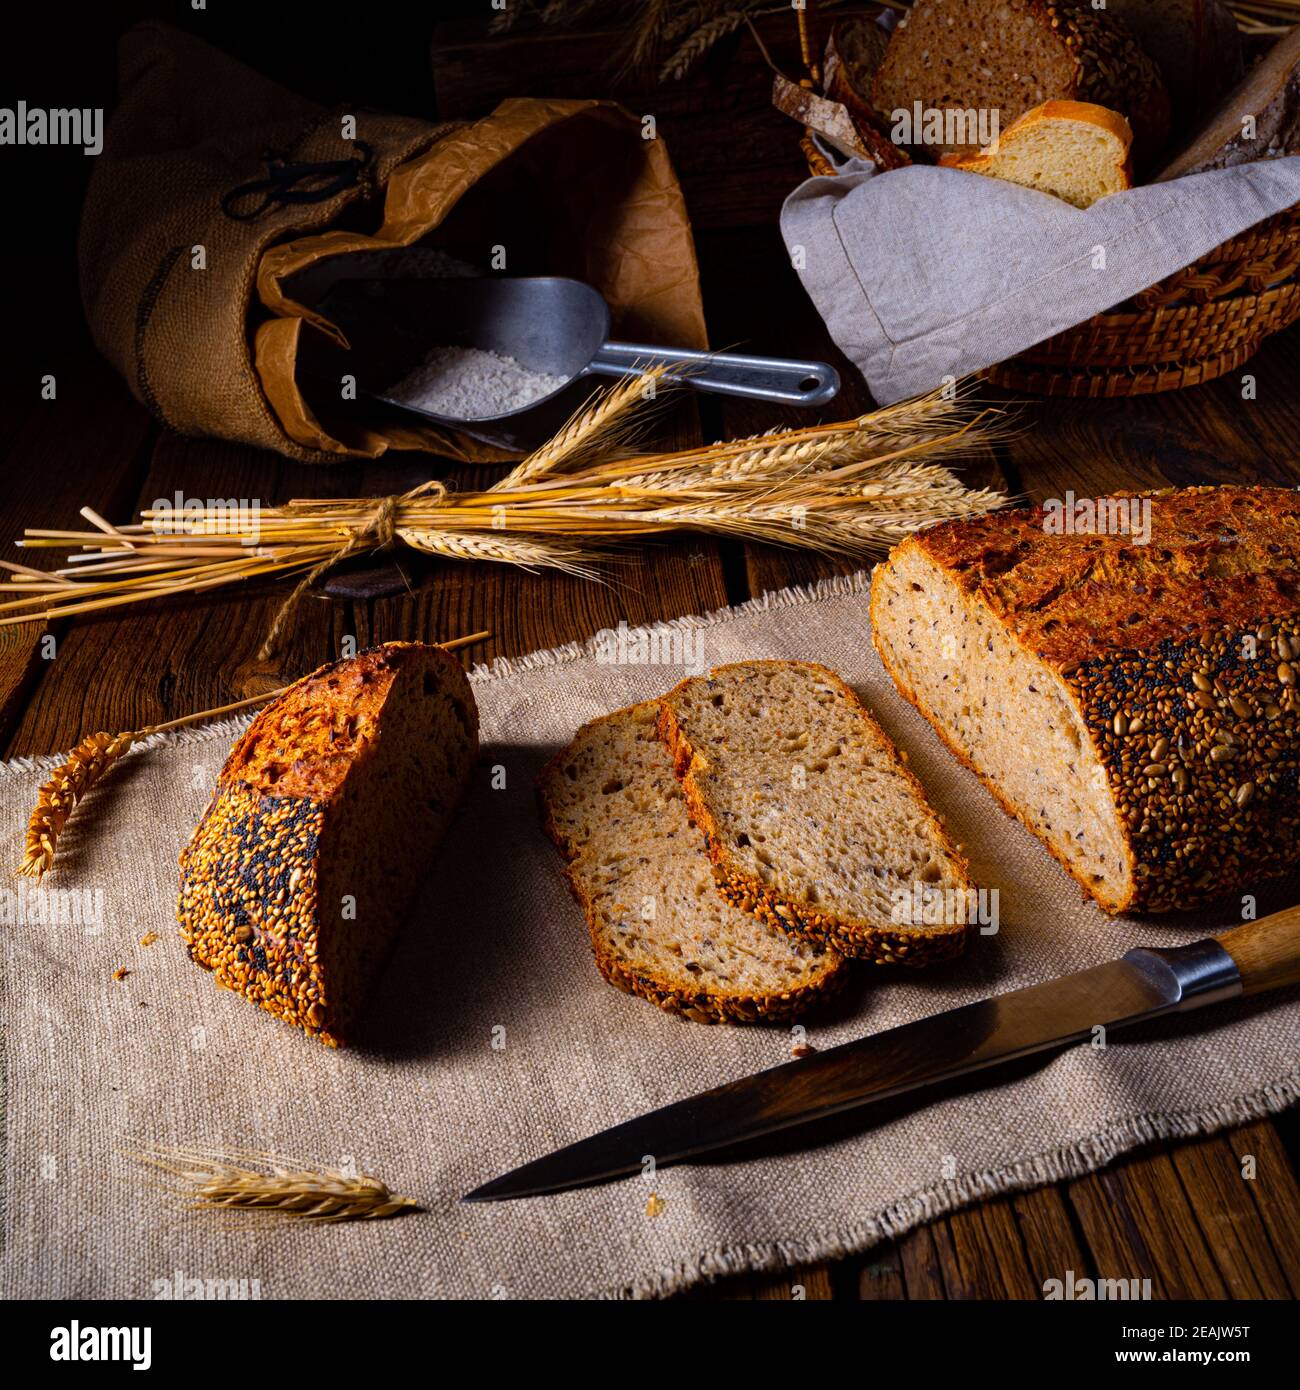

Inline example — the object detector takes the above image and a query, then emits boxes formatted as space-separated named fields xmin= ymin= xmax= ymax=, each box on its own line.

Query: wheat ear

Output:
xmin=129 ymin=1145 xmax=420 ymax=1223
xmin=14 ymin=630 xmax=489 ymax=880
xmin=494 ymin=366 xmax=672 ymax=490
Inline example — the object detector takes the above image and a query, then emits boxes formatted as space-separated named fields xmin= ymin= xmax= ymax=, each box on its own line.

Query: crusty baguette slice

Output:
xmin=940 ymin=101 xmax=1133 ymax=208
xmin=539 ymin=702 xmax=847 ymax=1024
xmin=658 ymin=661 xmax=974 ymax=965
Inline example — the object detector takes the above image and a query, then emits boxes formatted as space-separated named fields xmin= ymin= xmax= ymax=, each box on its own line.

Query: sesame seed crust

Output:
xmin=880 ymin=486 xmax=1300 ymax=914
xmin=178 ymin=782 xmax=337 ymax=1044
xmin=178 ymin=641 xmax=478 ymax=1044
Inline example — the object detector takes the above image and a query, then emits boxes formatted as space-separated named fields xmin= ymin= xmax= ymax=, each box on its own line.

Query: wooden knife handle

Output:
xmin=1214 ymin=905 xmax=1300 ymax=996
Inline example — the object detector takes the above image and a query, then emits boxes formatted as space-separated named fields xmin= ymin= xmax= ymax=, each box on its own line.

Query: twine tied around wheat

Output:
xmin=258 ymin=477 xmax=449 ymax=659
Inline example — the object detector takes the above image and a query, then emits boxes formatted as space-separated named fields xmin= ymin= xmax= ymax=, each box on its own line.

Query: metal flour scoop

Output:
xmin=320 ymin=275 xmax=841 ymax=452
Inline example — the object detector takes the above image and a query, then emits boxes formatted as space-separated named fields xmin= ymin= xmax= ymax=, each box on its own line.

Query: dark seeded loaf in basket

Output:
xmin=178 ymin=641 xmax=478 ymax=1046
xmin=870 ymin=0 xmax=1170 ymax=166
xmin=870 ymin=486 xmax=1300 ymax=914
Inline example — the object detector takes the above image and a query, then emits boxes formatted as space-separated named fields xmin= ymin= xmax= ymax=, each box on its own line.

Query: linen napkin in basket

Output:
xmin=2 ymin=574 xmax=1297 ymax=1301
xmin=781 ymin=156 xmax=1300 ymax=404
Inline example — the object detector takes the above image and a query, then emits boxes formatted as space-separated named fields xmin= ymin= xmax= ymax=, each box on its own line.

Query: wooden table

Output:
xmin=3 ymin=12 xmax=1297 ymax=1302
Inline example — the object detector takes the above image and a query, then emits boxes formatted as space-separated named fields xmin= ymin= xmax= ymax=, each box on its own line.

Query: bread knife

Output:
xmin=462 ymin=907 xmax=1300 ymax=1202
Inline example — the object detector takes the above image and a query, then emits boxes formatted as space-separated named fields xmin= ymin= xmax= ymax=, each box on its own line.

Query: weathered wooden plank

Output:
xmin=0 ymin=359 xmax=154 ymax=751
xmin=898 ymin=1222 xmax=948 ymax=1299
xmin=1009 ymin=1186 xmax=1090 ymax=1291
xmin=856 ymin=1243 xmax=907 ymax=1300
xmin=1171 ymin=1133 xmax=1294 ymax=1298
xmin=994 ymin=327 xmax=1300 ymax=503
xmin=752 ymin=1264 xmax=835 ymax=1300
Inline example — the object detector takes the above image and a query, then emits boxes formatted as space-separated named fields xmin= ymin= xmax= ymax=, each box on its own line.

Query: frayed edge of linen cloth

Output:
xmin=606 ymin=1073 xmax=1300 ymax=1299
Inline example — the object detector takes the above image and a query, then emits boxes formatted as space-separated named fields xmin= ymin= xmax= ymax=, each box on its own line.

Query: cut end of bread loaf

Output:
xmin=178 ymin=642 xmax=478 ymax=1045
xmin=941 ymin=100 xmax=1133 ymax=208
xmin=871 ymin=487 xmax=1300 ymax=914
xmin=658 ymin=661 xmax=974 ymax=965
xmin=539 ymin=702 xmax=847 ymax=1024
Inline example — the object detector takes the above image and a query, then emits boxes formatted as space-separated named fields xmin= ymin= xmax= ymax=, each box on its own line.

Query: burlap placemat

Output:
xmin=3 ymin=573 xmax=1297 ymax=1300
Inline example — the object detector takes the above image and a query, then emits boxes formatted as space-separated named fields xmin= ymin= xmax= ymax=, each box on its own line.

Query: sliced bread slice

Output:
xmin=539 ymin=702 xmax=847 ymax=1024
xmin=940 ymin=101 xmax=1133 ymax=208
xmin=658 ymin=661 xmax=974 ymax=965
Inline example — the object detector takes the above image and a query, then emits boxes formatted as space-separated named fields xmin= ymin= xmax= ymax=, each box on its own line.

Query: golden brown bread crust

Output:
xmin=939 ymin=100 xmax=1134 ymax=206
xmin=873 ymin=487 xmax=1300 ymax=913
xmin=178 ymin=642 xmax=476 ymax=1045
xmin=912 ymin=486 xmax=1300 ymax=667
xmin=657 ymin=661 xmax=973 ymax=965
xmin=538 ymin=702 xmax=849 ymax=1025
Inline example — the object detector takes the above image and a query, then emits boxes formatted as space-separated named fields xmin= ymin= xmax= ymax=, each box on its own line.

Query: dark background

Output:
xmin=0 ymin=1 xmax=486 ymax=376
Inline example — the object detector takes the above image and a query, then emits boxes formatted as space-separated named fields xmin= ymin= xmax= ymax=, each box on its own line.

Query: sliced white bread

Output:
xmin=940 ymin=100 xmax=1133 ymax=208
xmin=539 ymin=701 xmax=847 ymax=1024
xmin=658 ymin=661 xmax=974 ymax=965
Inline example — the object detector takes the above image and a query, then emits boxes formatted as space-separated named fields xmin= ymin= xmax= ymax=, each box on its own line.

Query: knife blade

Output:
xmin=463 ymin=929 xmax=1265 ymax=1203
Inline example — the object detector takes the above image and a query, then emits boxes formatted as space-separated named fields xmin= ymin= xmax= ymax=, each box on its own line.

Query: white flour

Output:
xmin=386 ymin=346 xmax=568 ymax=420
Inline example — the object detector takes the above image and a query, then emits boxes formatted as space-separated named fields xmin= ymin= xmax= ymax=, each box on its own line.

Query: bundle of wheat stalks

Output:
xmin=5 ymin=373 xmax=1009 ymax=636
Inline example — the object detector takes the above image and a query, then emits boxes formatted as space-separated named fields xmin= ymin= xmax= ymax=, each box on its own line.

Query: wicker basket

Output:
xmin=795 ymin=5 xmax=1300 ymax=397
xmin=984 ymin=205 xmax=1300 ymax=396
xmin=802 ymin=127 xmax=1300 ymax=396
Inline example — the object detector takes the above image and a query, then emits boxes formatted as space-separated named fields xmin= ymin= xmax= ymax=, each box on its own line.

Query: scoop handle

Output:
xmin=1214 ymin=905 xmax=1300 ymax=996
xmin=590 ymin=342 xmax=840 ymax=407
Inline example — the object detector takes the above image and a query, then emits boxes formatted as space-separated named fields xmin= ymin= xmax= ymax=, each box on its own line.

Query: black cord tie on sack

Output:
xmin=222 ymin=141 xmax=375 ymax=221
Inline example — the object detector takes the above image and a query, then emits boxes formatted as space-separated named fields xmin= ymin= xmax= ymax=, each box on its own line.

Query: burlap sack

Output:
xmin=79 ymin=25 xmax=707 ymax=464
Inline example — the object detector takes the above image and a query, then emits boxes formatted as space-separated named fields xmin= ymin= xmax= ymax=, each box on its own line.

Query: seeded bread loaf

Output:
xmin=658 ymin=661 xmax=974 ymax=965
xmin=940 ymin=100 xmax=1133 ymax=208
xmin=1157 ymin=27 xmax=1300 ymax=179
xmin=870 ymin=487 xmax=1300 ymax=915
xmin=539 ymin=702 xmax=847 ymax=1023
xmin=1107 ymin=0 xmax=1242 ymax=125
xmin=823 ymin=19 xmax=911 ymax=171
xmin=178 ymin=642 xmax=478 ymax=1046
xmin=871 ymin=0 xmax=1170 ymax=167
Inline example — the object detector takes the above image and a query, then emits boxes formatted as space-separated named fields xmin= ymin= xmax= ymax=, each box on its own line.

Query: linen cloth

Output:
xmin=781 ymin=156 xmax=1300 ymax=403
xmin=2 ymin=574 xmax=1297 ymax=1300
